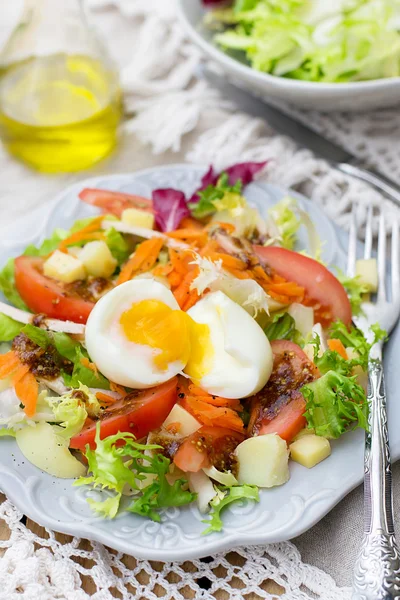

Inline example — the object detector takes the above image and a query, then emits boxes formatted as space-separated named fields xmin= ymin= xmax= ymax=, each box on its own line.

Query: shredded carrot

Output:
xmin=252 ymin=265 xmax=271 ymax=284
xmin=110 ymin=382 xmax=127 ymax=396
xmin=167 ymin=229 xmax=207 ymax=243
xmin=11 ymin=364 xmax=30 ymax=384
xmin=187 ymin=387 xmax=242 ymax=410
xmin=205 ymin=251 xmax=247 ymax=271
xmin=328 ymin=339 xmax=348 ymax=360
xmin=117 ymin=237 xmax=164 ymax=285
xmin=95 ymin=391 xmax=118 ymax=405
xmin=58 ymin=216 xmax=105 ymax=251
xmin=15 ymin=371 xmax=38 ymax=418
xmin=179 ymin=217 xmax=204 ymax=231
xmin=80 ymin=356 xmax=99 ymax=377
xmin=173 ymin=270 xmax=199 ymax=309
xmin=169 ymin=248 xmax=194 ymax=275
xmin=267 ymin=281 xmax=305 ymax=296
xmin=0 ymin=352 xmax=21 ymax=379
xmin=165 ymin=421 xmax=182 ymax=434
xmin=206 ymin=222 xmax=236 ymax=234
xmin=182 ymin=397 xmax=244 ymax=432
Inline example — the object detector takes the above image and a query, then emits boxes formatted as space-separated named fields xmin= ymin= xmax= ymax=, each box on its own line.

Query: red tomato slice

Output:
xmin=70 ymin=377 xmax=178 ymax=451
xmin=14 ymin=256 xmax=94 ymax=324
xmin=173 ymin=426 xmax=244 ymax=473
xmin=248 ymin=340 xmax=319 ymax=442
xmin=79 ymin=188 xmax=153 ymax=218
xmin=254 ymin=246 xmax=352 ymax=326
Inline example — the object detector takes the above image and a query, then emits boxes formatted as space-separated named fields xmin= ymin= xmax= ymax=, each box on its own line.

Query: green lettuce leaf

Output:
xmin=105 ymin=227 xmax=130 ymax=265
xmin=69 ymin=347 xmax=110 ymax=390
xmin=0 ymin=258 xmax=29 ymax=310
xmin=52 ymin=332 xmax=80 ymax=362
xmin=75 ymin=424 xmax=195 ymax=520
xmin=328 ymin=320 xmax=386 ymax=371
xmin=24 ymin=229 xmax=69 ymax=257
xmin=21 ymin=323 xmax=51 ymax=349
xmin=302 ymin=370 xmax=368 ymax=439
xmin=336 ymin=270 xmax=369 ymax=316
xmin=189 ymin=173 xmax=243 ymax=219
xmin=202 ymin=484 xmax=259 ymax=534
xmin=0 ymin=314 xmax=23 ymax=342
xmin=128 ymin=454 xmax=196 ymax=522
xmin=48 ymin=395 xmax=88 ymax=439
xmin=268 ymin=197 xmax=300 ymax=250
xmin=263 ymin=312 xmax=303 ymax=345
xmin=0 ymin=428 xmax=16 ymax=437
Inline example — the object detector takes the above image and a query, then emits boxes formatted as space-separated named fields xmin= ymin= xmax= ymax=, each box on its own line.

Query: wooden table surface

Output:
xmin=0 ymin=493 xmax=284 ymax=598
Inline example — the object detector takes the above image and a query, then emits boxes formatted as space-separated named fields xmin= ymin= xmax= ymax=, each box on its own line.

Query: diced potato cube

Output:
xmin=356 ymin=258 xmax=378 ymax=293
xmin=235 ymin=434 xmax=289 ymax=488
xmin=290 ymin=434 xmax=331 ymax=469
xmin=43 ymin=250 xmax=86 ymax=283
xmin=122 ymin=208 xmax=155 ymax=230
xmin=162 ymin=404 xmax=201 ymax=438
xmin=79 ymin=241 xmax=117 ymax=278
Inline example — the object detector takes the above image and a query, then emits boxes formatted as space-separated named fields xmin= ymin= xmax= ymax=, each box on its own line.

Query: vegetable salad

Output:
xmin=0 ymin=162 xmax=384 ymax=533
xmin=203 ymin=0 xmax=400 ymax=83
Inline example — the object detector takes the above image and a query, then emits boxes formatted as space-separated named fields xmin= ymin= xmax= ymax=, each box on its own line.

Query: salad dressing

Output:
xmin=0 ymin=54 xmax=122 ymax=172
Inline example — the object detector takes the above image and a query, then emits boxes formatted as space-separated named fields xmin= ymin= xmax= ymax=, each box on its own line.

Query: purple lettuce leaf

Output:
xmin=152 ymin=189 xmax=190 ymax=232
xmin=190 ymin=161 xmax=267 ymax=203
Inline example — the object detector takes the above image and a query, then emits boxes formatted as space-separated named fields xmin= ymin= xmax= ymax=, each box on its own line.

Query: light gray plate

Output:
xmin=0 ymin=165 xmax=398 ymax=560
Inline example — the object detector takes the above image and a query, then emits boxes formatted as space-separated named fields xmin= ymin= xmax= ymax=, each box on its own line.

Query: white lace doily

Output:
xmin=0 ymin=1 xmax=400 ymax=598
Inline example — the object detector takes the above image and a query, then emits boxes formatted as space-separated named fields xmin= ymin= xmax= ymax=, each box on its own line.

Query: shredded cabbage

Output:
xmin=190 ymin=256 xmax=270 ymax=317
xmin=207 ymin=0 xmax=400 ymax=83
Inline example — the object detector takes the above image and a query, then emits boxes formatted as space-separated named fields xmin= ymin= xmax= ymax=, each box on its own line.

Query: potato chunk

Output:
xmin=235 ymin=434 xmax=289 ymax=488
xmin=16 ymin=422 xmax=86 ymax=478
xmin=79 ymin=241 xmax=117 ymax=278
xmin=356 ymin=258 xmax=378 ymax=293
xmin=122 ymin=208 xmax=155 ymax=230
xmin=290 ymin=434 xmax=331 ymax=469
xmin=43 ymin=250 xmax=86 ymax=283
xmin=162 ymin=404 xmax=201 ymax=438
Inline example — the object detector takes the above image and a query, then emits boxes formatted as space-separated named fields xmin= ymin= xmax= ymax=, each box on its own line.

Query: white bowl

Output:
xmin=177 ymin=0 xmax=400 ymax=112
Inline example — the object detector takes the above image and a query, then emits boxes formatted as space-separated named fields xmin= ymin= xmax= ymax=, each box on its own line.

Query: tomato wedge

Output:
xmin=254 ymin=246 xmax=352 ymax=326
xmin=248 ymin=340 xmax=319 ymax=442
xmin=14 ymin=256 xmax=94 ymax=324
xmin=70 ymin=377 xmax=178 ymax=451
xmin=173 ymin=426 xmax=244 ymax=473
xmin=79 ymin=188 xmax=153 ymax=218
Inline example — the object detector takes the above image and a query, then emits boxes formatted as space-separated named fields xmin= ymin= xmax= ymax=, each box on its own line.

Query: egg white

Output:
xmin=85 ymin=280 xmax=185 ymax=389
xmin=186 ymin=291 xmax=273 ymax=399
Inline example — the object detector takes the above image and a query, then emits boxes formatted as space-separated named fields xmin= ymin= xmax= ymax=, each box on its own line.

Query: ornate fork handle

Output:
xmin=352 ymin=357 xmax=400 ymax=600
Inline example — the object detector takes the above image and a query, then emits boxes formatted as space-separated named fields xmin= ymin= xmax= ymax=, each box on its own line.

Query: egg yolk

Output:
xmin=119 ymin=300 xmax=213 ymax=375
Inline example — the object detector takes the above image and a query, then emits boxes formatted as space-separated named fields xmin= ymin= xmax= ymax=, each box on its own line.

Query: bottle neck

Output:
xmin=2 ymin=0 xmax=97 ymax=64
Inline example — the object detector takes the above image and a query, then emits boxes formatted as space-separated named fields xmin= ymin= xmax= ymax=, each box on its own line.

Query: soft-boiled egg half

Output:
xmin=184 ymin=291 xmax=273 ymax=398
xmin=85 ymin=281 xmax=273 ymax=396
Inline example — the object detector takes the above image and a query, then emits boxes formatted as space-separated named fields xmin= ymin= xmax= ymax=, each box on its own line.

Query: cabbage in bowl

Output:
xmin=204 ymin=0 xmax=400 ymax=83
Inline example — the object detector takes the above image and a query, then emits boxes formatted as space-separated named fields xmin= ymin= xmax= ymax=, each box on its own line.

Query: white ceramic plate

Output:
xmin=177 ymin=0 xmax=400 ymax=112
xmin=0 ymin=165 xmax=398 ymax=561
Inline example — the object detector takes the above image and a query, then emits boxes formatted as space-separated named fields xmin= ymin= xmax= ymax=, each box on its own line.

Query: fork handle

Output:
xmin=352 ymin=357 xmax=400 ymax=600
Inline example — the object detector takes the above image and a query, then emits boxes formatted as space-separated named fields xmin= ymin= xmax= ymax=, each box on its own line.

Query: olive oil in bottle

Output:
xmin=0 ymin=53 xmax=122 ymax=172
xmin=0 ymin=0 xmax=122 ymax=173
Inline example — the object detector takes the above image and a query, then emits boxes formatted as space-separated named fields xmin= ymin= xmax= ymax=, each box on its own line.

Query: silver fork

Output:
xmin=350 ymin=206 xmax=400 ymax=599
